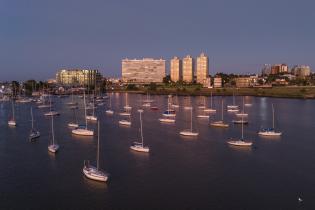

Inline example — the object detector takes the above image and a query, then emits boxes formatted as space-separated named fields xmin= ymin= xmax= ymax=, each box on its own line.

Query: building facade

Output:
xmin=271 ymin=64 xmax=288 ymax=74
xmin=170 ymin=56 xmax=182 ymax=82
xmin=56 ymin=69 xmax=102 ymax=86
xmin=196 ymin=53 xmax=209 ymax=85
xmin=213 ymin=77 xmax=222 ymax=88
xmin=235 ymin=77 xmax=251 ymax=88
xmin=182 ymin=55 xmax=194 ymax=83
xmin=292 ymin=65 xmax=311 ymax=78
xmin=122 ymin=58 xmax=166 ymax=84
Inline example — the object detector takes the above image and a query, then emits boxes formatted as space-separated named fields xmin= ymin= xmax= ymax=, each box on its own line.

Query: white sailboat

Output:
xmin=123 ymin=93 xmax=132 ymax=110
xmin=159 ymin=96 xmax=176 ymax=123
xmin=211 ymin=99 xmax=229 ymax=128
xmin=143 ymin=92 xmax=154 ymax=103
xmin=83 ymin=121 xmax=109 ymax=182
xmin=68 ymin=108 xmax=79 ymax=128
xmin=29 ymin=107 xmax=40 ymax=141
xmin=204 ymin=92 xmax=216 ymax=113
xmin=105 ymin=95 xmax=114 ymax=115
xmin=197 ymin=97 xmax=209 ymax=118
xmin=227 ymin=91 xmax=239 ymax=112
xmin=120 ymin=93 xmax=132 ymax=115
xmin=8 ymin=99 xmax=17 ymax=126
xmin=44 ymin=94 xmax=59 ymax=116
xmin=66 ymin=90 xmax=78 ymax=106
xmin=198 ymin=96 xmax=206 ymax=109
xmin=236 ymin=96 xmax=248 ymax=117
xmin=171 ymin=95 xmax=179 ymax=108
xmin=72 ymin=91 xmax=94 ymax=136
xmin=130 ymin=109 xmax=149 ymax=153
xmin=180 ymin=107 xmax=199 ymax=136
xmin=227 ymin=116 xmax=252 ymax=147
xmin=258 ymin=104 xmax=282 ymax=136
xmin=119 ymin=114 xmax=131 ymax=126
xmin=48 ymin=115 xmax=60 ymax=153
xmin=86 ymin=97 xmax=97 ymax=121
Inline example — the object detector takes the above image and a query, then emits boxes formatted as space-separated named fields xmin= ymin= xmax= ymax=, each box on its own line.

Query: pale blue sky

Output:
xmin=0 ymin=0 xmax=314 ymax=80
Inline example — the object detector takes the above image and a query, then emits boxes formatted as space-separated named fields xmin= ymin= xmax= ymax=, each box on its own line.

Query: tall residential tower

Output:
xmin=170 ymin=56 xmax=182 ymax=82
xmin=196 ymin=53 xmax=209 ymax=84
xmin=182 ymin=55 xmax=194 ymax=83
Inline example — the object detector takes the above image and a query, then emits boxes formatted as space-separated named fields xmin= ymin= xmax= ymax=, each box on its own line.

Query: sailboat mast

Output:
xmin=84 ymin=91 xmax=88 ymax=129
xmin=97 ymin=121 xmax=100 ymax=170
xmin=241 ymin=116 xmax=244 ymax=140
xmin=242 ymin=96 xmax=245 ymax=114
xmin=190 ymin=108 xmax=193 ymax=132
xmin=210 ymin=92 xmax=213 ymax=108
xmin=12 ymin=100 xmax=15 ymax=120
xmin=221 ymin=99 xmax=224 ymax=121
xmin=31 ymin=107 xmax=34 ymax=129
xmin=140 ymin=111 xmax=144 ymax=146
xmin=51 ymin=115 xmax=55 ymax=145
xmin=272 ymin=104 xmax=275 ymax=129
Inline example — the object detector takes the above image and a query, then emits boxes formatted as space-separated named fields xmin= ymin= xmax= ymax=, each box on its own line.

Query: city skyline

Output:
xmin=1 ymin=0 xmax=315 ymax=81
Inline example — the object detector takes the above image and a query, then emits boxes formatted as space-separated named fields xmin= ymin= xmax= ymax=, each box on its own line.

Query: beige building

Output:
xmin=122 ymin=58 xmax=166 ymax=84
xmin=292 ymin=65 xmax=311 ymax=78
xmin=170 ymin=56 xmax=182 ymax=82
xmin=196 ymin=53 xmax=209 ymax=85
xmin=56 ymin=69 xmax=102 ymax=86
xmin=182 ymin=55 xmax=194 ymax=83
xmin=235 ymin=77 xmax=251 ymax=88
xmin=213 ymin=77 xmax=222 ymax=88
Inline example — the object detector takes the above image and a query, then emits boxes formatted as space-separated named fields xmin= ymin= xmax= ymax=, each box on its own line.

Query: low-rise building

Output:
xmin=292 ymin=65 xmax=311 ymax=79
xmin=213 ymin=77 xmax=222 ymax=88
xmin=56 ymin=69 xmax=102 ymax=86
xmin=235 ymin=77 xmax=251 ymax=88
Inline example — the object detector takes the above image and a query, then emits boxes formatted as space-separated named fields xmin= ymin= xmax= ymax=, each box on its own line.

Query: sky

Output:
xmin=0 ymin=0 xmax=314 ymax=81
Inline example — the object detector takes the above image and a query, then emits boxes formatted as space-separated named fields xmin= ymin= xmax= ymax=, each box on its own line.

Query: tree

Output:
xmin=148 ymin=82 xmax=157 ymax=91
xmin=163 ymin=75 xmax=171 ymax=84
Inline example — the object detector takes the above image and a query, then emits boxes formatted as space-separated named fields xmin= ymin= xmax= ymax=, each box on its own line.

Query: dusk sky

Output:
xmin=1 ymin=0 xmax=314 ymax=81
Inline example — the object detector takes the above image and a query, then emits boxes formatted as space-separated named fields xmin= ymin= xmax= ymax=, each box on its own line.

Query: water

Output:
xmin=0 ymin=94 xmax=314 ymax=209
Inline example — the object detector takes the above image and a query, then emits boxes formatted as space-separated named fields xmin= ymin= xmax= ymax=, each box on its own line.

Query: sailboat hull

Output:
xmin=180 ymin=131 xmax=199 ymax=136
xmin=72 ymin=128 xmax=94 ymax=136
xmin=83 ymin=166 xmax=109 ymax=182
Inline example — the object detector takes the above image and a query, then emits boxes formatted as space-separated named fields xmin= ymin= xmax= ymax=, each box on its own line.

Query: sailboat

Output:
xmin=171 ymin=95 xmax=179 ymax=108
xmin=258 ymin=104 xmax=282 ymax=136
xmin=159 ymin=96 xmax=175 ymax=123
xmin=86 ymin=97 xmax=97 ymax=121
xmin=48 ymin=115 xmax=60 ymax=153
xmin=105 ymin=94 xmax=114 ymax=115
xmin=29 ymin=107 xmax=40 ymax=141
xmin=143 ymin=92 xmax=153 ymax=103
xmin=66 ymin=89 xmax=78 ymax=106
xmin=130 ymin=109 xmax=149 ymax=153
xmin=236 ymin=96 xmax=248 ymax=117
xmin=44 ymin=94 xmax=59 ymax=116
xmin=227 ymin=91 xmax=239 ymax=112
xmin=83 ymin=121 xmax=109 ymax=182
xmin=8 ymin=99 xmax=17 ymax=126
xmin=180 ymin=107 xmax=199 ymax=136
xmin=68 ymin=108 xmax=79 ymax=128
xmin=72 ymin=91 xmax=94 ymax=136
xmin=211 ymin=99 xmax=229 ymax=127
xmin=198 ymin=96 xmax=206 ymax=109
xmin=227 ymin=116 xmax=252 ymax=146
xmin=119 ymin=114 xmax=131 ymax=126
xmin=120 ymin=93 xmax=131 ymax=116
xmin=197 ymin=98 xmax=209 ymax=118
xmin=204 ymin=92 xmax=216 ymax=113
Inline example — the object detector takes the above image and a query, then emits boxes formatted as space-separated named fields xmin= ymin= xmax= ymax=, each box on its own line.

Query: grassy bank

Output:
xmin=113 ymin=86 xmax=315 ymax=99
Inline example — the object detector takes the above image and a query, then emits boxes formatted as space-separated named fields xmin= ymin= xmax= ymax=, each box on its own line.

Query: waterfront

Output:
xmin=0 ymin=94 xmax=315 ymax=209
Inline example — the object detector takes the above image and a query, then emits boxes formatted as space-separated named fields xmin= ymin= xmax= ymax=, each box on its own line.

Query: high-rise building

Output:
xmin=170 ymin=56 xmax=182 ymax=82
xmin=56 ymin=69 xmax=102 ymax=86
xmin=292 ymin=65 xmax=311 ymax=78
xmin=122 ymin=58 xmax=166 ymax=84
xmin=182 ymin=55 xmax=194 ymax=83
xmin=271 ymin=64 xmax=288 ymax=74
xmin=196 ymin=53 xmax=209 ymax=84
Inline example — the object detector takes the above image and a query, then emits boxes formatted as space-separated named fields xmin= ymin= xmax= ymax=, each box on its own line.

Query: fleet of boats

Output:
xmin=2 ymin=91 xmax=286 ymax=182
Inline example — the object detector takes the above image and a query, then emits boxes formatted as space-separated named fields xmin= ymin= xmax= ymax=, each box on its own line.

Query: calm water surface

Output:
xmin=0 ymin=94 xmax=314 ymax=209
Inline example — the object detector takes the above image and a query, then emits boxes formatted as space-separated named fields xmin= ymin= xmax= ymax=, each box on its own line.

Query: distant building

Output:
xmin=182 ymin=55 xmax=194 ymax=83
xmin=56 ymin=69 xmax=102 ymax=86
xmin=196 ymin=53 xmax=209 ymax=85
xmin=122 ymin=58 xmax=165 ymax=84
xmin=271 ymin=64 xmax=288 ymax=74
xmin=235 ymin=77 xmax=251 ymax=88
xmin=213 ymin=77 xmax=222 ymax=88
xmin=292 ymin=65 xmax=311 ymax=79
xmin=170 ymin=56 xmax=182 ymax=82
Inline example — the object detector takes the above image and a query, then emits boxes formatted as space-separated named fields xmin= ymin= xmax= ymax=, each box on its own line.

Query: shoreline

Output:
xmin=110 ymin=86 xmax=315 ymax=99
